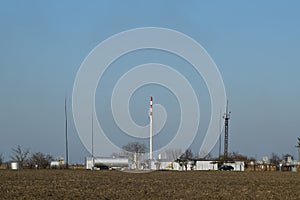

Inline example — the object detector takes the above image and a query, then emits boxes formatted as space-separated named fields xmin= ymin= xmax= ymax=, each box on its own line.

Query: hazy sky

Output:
xmin=1 ymin=0 xmax=300 ymax=163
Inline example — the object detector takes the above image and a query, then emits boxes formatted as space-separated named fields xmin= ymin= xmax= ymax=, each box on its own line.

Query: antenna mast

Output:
xmin=223 ymin=100 xmax=231 ymax=161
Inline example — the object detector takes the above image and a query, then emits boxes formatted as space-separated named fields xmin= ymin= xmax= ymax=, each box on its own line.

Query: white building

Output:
xmin=223 ymin=161 xmax=245 ymax=171
xmin=195 ymin=161 xmax=218 ymax=170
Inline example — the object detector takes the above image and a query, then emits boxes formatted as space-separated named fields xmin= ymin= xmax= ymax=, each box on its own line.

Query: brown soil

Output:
xmin=0 ymin=170 xmax=299 ymax=199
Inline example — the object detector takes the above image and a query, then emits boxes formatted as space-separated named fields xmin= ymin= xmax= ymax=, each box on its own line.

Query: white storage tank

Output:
xmin=86 ymin=157 xmax=129 ymax=170
xmin=94 ymin=157 xmax=129 ymax=169
xmin=50 ymin=161 xmax=60 ymax=168
xmin=11 ymin=162 xmax=20 ymax=170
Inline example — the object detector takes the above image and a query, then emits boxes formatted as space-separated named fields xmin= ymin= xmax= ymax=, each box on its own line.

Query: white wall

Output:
xmin=224 ymin=161 xmax=245 ymax=171
xmin=196 ymin=161 xmax=218 ymax=171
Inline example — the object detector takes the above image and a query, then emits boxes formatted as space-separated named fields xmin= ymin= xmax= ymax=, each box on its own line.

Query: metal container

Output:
xmin=86 ymin=157 xmax=129 ymax=170
xmin=11 ymin=162 xmax=20 ymax=170
xmin=94 ymin=157 xmax=129 ymax=168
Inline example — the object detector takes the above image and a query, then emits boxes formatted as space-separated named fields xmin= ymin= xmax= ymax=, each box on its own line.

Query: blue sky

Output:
xmin=1 ymin=0 xmax=300 ymax=163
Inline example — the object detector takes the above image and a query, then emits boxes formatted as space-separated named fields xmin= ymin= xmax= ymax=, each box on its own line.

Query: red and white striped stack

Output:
xmin=149 ymin=96 xmax=153 ymax=117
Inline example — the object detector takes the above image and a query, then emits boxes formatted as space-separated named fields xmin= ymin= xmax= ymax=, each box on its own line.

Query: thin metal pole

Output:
xmin=219 ymin=110 xmax=222 ymax=160
xmin=65 ymin=97 xmax=69 ymax=169
xmin=92 ymin=106 xmax=94 ymax=169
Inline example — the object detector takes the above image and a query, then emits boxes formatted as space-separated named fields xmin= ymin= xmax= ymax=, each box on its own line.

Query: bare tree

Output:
xmin=28 ymin=152 xmax=53 ymax=169
xmin=180 ymin=149 xmax=194 ymax=160
xmin=123 ymin=142 xmax=147 ymax=153
xmin=0 ymin=153 xmax=3 ymax=166
xmin=122 ymin=142 xmax=147 ymax=169
xmin=270 ymin=152 xmax=281 ymax=165
xmin=10 ymin=145 xmax=30 ymax=167
xmin=178 ymin=149 xmax=194 ymax=171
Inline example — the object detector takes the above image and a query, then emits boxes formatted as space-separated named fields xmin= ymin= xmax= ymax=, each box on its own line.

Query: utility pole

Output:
xmin=92 ymin=107 xmax=94 ymax=170
xmin=65 ymin=97 xmax=69 ymax=169
xmin=219 ymin=131 xmax=222 ymax=160
xmin=297 ymin=137 xmax=300 ymax=161
xmin=223 ymin=100 xmax=231 ymax=161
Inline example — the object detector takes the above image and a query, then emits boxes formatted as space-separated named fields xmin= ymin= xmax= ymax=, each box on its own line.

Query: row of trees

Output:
xmin=120 ymin=142 xmax=294 ymax=166
xmin=120 ymin=143 xmax=247 ymax=162
xmin=1 ymin=143 xmax=294 ymax=169
xmin=178 ymin=150 xmax=294 ymax=165
xmin=1 ymin=145 xmax=53 ymax=169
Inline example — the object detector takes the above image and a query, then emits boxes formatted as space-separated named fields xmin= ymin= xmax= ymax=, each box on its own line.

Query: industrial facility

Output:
xmin=85 ymin=155 xmax=245 ymax=171
xmin=84 ymin=96 xmax=246 ymax=171
xmin=83 ymin=97 xmax=299 ymax=172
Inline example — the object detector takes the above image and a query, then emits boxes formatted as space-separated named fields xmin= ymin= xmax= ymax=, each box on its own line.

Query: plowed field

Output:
xmin=0 ymin=170 xmax=299 ymax=199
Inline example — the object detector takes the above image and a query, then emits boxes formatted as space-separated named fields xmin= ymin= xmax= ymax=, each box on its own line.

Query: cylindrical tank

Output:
xmin=11 ymin=162 xmax=20 ymax=170
xmin=93 ymin=157 xmax=129 ymax=168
